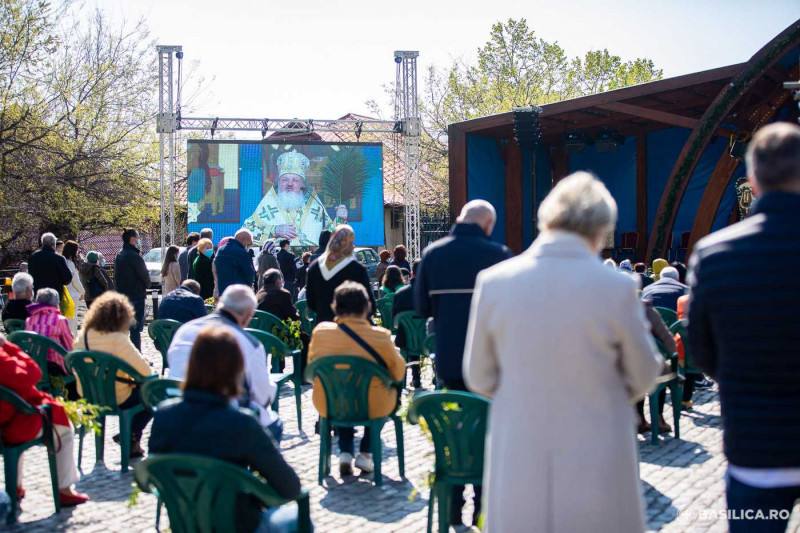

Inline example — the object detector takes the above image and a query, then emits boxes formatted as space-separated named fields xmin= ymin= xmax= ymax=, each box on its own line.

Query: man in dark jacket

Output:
xmin=277 ymin=239 xmax=298 ymax=299
xmin=641 ymin=266 xmax=687 ymax=311
xmin=114 ymin=228 xmax=151 ymax=350
xmin=187 ymin=228 xmax=212 ymax=279
xmin=688 ymin=123 xmax=800 ymax=533
xmin=213 ymin=229 xmax=255 ymax=296
xmin=178 ymin=232 xmax=200 ymax=282
xmin=393 ymin=259 xmax=420 ymax=385
xmin=415 ymin=199 xmax=510 ymax=530
xmin=28 ymin=232 xmax=72 ymax=295
xmin=256 ymin=269 xmax=299 ymax=322
xmin=158 ymin=280 xmax=207 ymax=323
xmin=2 ymin=272 xmax=34 ymax=322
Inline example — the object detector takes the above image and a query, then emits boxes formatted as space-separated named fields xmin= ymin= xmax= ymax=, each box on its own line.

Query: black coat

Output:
xmin=187 ymin=246 xmax=199 ymax=279
xmin=28 ymin=247 xmax=72 ymax=295
xmin=688 ymin=191 xmax=800 ymax=468
xmin=392 ymin=279 xmax=415 ymax=349
xmin=296 ymin=264 xmax=309 ymax=290
xmin=415 ymin=223 xmax=511 ymax=384
xmin=158 ymin=287 xmax=207 ymax=323
xmin=256 ymin=285 xmax=299 ymax=322
xmin=114 ymin=243 xmax=150 ymax=301
xmin=192 ymin=253 xmax=214 ymax=300
xmin=148 ymin=390 xmax=301 ymax=533
xmin=277 ymin=249 xmax=297 ymax=287
xmin=306 ymin=259 xmax=375 ymax=323
xmin=79 ymin=262 xmax=114 ymax=302
xmin=2 ymin=299 xmax=31 ymax=323
xmin=641 ymin=278 xmax=688 ymax=312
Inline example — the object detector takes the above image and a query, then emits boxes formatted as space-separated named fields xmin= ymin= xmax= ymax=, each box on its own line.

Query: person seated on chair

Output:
xmin=149 ymin=326 xmax=304 ymax=533
xmin=25 ymin=288 xmax=77 ymax=398
xmin=74 ymin=291 xmax=154 ymax=457
xmin=633 ymin=263 xmax=654 ymax=290
xmin=0 ymin=333 xmax=88 ymax=508
xmin=2 ymin=273 xmax=33 ymax=323
xmin=158 ymin=279 xmax=207 ymax=324
xmin=308 ymin=281 xmax=406 ymax=477
xmin=635 ymin=298 xmax=678 ymax=434
xmin=379 ymin=266 xmax=405 ymax=297
xmin=255 ymin=269 xmax=309 ymax=376
xmin=167 ymin=285 xmax=282 ymax=441
xmin=392 ymin=259 xmax=422 ymax=388
xmin=641 ymin=266 xmax=688 ymax=311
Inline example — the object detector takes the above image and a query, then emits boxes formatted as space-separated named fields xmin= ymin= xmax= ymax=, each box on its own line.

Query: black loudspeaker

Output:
xmin=512 ymin=106 xmax=542 ymax=148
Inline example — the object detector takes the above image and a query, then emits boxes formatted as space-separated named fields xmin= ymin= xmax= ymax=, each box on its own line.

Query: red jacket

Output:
xmin=0 ymin=342 xmax=69 ymax=445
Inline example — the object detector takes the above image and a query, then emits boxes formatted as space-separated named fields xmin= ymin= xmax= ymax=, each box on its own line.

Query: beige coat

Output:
xmin=74 ymin=330 xmax=153 ymax=404
xmin=464 ymin=231 xmax=662 ymax=533
xmin=163 ymin=261 xmax=181 ymax=295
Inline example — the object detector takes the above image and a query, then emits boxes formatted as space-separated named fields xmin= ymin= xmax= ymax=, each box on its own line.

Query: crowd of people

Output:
xmin=0 ymin=121 xmax=798 ymax=532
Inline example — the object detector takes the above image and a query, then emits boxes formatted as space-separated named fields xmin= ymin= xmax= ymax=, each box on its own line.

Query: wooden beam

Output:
xmin=597 ymin=102 xmax=699 ymax=130
xmin=504 ymin=141 xmax=524 ymax=254
xmin=448 ymin=124 xmax=468 ymax=222
xmin=636 ymin=134 xmax=648 ymax=261
xmin=551 ymin=145 xmax=570 ymax=185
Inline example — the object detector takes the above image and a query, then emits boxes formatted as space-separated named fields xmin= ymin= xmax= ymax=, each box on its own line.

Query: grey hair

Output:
xmin=41 ymin=232 xmax=57 ymax=248
xmin=263 ymin=268 xmax=283 ymax=286
xmin=218 ymin=284 xmax=257 ymax=316
xmin=458 ymin=200 xmax=496 ymax=226
xmin=537 ymin=171 xmax=617 ymax=241
xmin=659 ymin=267 xmax=679 ymax=281
xmin=200 ymin=228 xmax=213 ymax=239
xmin=12 ymin=273 xmax=33 ymax=297
xmin=36 ymin=288 xmax=60 ymax=307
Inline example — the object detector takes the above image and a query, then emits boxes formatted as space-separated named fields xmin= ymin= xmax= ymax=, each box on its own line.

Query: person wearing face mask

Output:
xmin=114 ymin=228 xmax=151 ymax=350
xmin=192 ymin=238 xmax=216 ymax=301
xmin=79 ymin=251 xmax=114 ymax=309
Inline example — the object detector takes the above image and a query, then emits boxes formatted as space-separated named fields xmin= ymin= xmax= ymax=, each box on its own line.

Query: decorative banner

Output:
xmin=736 ymin=177 xmax=756 ymax=220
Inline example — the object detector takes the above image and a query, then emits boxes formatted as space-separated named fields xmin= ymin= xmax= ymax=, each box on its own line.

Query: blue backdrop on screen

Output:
xmin=186 ymin=141 xmax=385 ymax=247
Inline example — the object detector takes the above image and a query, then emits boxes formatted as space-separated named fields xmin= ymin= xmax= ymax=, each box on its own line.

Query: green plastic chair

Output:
xmin=141 ymin=378 xmax=184 ymax=411
xmin=147 ymin=319 xmax=183 ymax=376
xmin=654 ymin=307 xmax=678 ymax=327
xmin=0 ymin=386 xmax=61 ymax=524
xmin=248 ymin=310 xmax=287 ymax=336
xmin=304 ymin=356 xmax=405 ymax=487
xmin=295 ymin=300 xmax=316 ymax=335
xmin=408 ymin=391 xmax=489 ymax=533
xmin=134 ymin=454 xmax=312 ymax=533
xmin=648 ymin=339 xmax=682 ymax=445
xmin=423 ymin=334 xmax=441 ymax=390
xmin=204 ymin=304 xmax=215 ymax=314
xmin=244 ymin=328 xmax=303 ymax=431
xmin=376 ymin=295 xmax=395 ymax=332
xmin=65 ymin=350 xmax=157 ymax=473
xmin=3 ymin=319 xmax=25 ymax=334
xmin=8 ymin=331 xmax=74 ymax=395
xmin=394 ymin=311 xmax=428 ymax=361
xmin=670 ymin=319 xmax=704 ymax=378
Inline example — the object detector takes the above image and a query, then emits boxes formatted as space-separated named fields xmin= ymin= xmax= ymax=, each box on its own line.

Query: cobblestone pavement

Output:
xmin=4 ymin=317 xmax=800 ymax=532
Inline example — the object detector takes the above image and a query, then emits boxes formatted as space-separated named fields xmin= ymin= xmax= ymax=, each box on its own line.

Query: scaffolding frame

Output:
xmin=155 ymin=47 xmax=422 ymax=257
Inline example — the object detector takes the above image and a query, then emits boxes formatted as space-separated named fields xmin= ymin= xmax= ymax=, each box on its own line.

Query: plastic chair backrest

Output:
xmin=423 ymin=334 xmax=436 ymax=357
xmin=134 ymin=454 xmax=310 ymax=533
xmin=140 ymin=379 xmax=184 ymax=411
xmin=376 ymin=296 xmax=394 ymax=329
xmin=304 ymin=356 xmax=397 ymax=422
xmin=8 ymin=331 xmax=68 ymax=393
xmin=654 ymin=307 xmax=678 ymax=327
xmin=394 ymin=311 xmax=428 ymax=356
xmin=408 ymin=391 xmax=489 ymax=481
xmin=295 ymin=300 xmax=315 ymax=334
xmin=148 ymin=319 xmax=183 ymax=357
xmin=248 ymin=310 xmax=286 ymax=336
xmin=3 ymin=319 xmax=25 ymax=334
xmin=670 ymin=319 xmax=700 ymax=371
xmin=65 ymin=350 xmax=152 ymax=412
xmin=244 ymin=328 xmax=290 ymax=374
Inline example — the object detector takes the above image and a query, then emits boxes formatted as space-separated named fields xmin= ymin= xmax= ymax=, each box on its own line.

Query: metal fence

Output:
xmin=419 ymin=207 xmax=452 ymax=251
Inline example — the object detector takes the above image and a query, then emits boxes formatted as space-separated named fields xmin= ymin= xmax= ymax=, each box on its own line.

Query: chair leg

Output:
xmin=295 ymin=380 xmax=302 ymax=433
xmin=272 ymin=384 xmax=283 ymax=414
xmin=427 ymin=483 xmax=435 ymax=533
xmin=46 ymin=441 xmax=61 ymax=513
xmin=671 ymin=382 xmax=682 ymax=440
xmin=649 ymin=393 xmax=660 ymax=446
xmin=393 ymin=415 xmax=405 ymax=478
xmin=77 ymin=425 xmax=85 ymax=472
xmin=436 ymin=482 xmax=451 ymax=533
xmin=95 ymin=416 xmax=106 ymax=464
xmin=4 ymin=450 xmax=19 ymax=525
xmin=371 ymin=420 xmax=383 ymax=487
xmin=318 ymin=418 xmax=329 ymax=486
xmin=155 ymin=498 xmax=162 ymax=531
xmin=119 ymin=412 xmax=132 ymax=473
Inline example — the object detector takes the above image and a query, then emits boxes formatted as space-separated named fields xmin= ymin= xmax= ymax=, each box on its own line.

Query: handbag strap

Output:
xmin=338 ymin=323 xmax=387 ymax=369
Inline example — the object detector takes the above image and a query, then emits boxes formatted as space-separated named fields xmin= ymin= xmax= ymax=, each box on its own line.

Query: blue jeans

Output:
xmin=254 ymin=505 xmax=313 ymax=533
xmin=727 ymin=473 xmax=800 ymax=533
xmin=129 ymin=298 xmax=146 ymax=351
xmin=267 ymin=419 xmax=284 ymax=443
xmin=338 ymin=427 xmax=371 ymax=455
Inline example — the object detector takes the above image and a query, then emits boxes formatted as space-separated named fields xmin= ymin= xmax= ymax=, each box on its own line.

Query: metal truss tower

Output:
xmin=394 ymin=51 xmax=422 ymax=260
xmin=156 ymin=45 xmax=182 ymax=251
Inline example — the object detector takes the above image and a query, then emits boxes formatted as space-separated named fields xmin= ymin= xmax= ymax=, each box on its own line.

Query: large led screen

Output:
xmin=187 ymin=141 xmax=385 ymax=247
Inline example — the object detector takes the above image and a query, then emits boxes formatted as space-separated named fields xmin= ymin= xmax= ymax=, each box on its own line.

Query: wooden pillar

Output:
xmin=448 ymin=125 xmax=468 ymax=222
xmin=504 ymin=141 xmax=524 ymax=254
xmin=551 ymin=145 xmax=569 ymax=185
xmin=636 ymin=134 xmax=648 ymax=261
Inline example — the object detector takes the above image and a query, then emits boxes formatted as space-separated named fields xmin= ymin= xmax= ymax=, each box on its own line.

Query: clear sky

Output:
xmin=92 ymin=0 xmax=800 ymax=120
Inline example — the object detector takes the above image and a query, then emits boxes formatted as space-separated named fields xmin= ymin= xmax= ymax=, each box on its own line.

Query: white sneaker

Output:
xmin=355 ymin=452 xmax=374 ymax=473
xmin=339 ymin=453 xmax=353 ymax=476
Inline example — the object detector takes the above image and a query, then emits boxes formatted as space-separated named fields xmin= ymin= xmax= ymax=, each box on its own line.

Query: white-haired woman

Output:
xmin=463 ymin=172 xmax=663 ymax=533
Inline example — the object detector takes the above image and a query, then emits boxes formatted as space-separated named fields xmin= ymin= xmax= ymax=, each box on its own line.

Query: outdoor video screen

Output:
xmin=187 ymin=141 xmax=385 ymax=247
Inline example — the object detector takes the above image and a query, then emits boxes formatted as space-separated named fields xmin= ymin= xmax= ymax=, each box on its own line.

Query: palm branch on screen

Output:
xmin=321 ymin=146 xmax=372 ymax=210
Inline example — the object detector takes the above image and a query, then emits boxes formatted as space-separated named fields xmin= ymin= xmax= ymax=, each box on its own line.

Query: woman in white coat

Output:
xmin=62 ymin=241 xmax=86 ymax=337
xmin=464 ymin=172 xmax=663 ymax=533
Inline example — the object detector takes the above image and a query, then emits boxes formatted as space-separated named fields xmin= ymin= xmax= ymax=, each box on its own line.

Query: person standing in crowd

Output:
xmin=309 ymin=230 xmax=331 ymax=264
xmin=75 ymin=291 xmax=154 ymax=457
xmin=167 ymin=285 xmax=281 ymax=439
xmin=192 ymin=238 xmax=215 ymax=301
xmin=277 ymin=239 xmax=298 ymax=299
xmin=0 ymin=334 xmax=89 ymax=509
xmin=149 ymin=326 xmax=304 ymax=533
xmin=2 ymin=273 xmax=33 ymax=323
xmin=464 ymin=172 xmax=662 ymax=533
xmin=158 ymin=280 xmax=207 ymax=324
xmin=296 ymin=252 xmax=311 ymax=293
xmin=214 ymin=229 xmax=256 ymax=296
xmin=390 ymin=245 xmax=410 ymax=271
xmin=160 ymin=245 xmax=181 ymax=295
xmin=79 ymin=252 xmax=113 ymax=309
xmin=114 ymin=229 xmax=151 ymax=351
xmin=392 ymin=259 xmax=420 ymax=386
xmin=28 ymin=233 xmax=72 ymax=295
xmin=375 ymin=250 xmax=391 ymax=287
xmin=634 ymin=262 xmax=654 ymax=289
xmin=641 ymin=266 xmax=687 ymax=311
xmin=636 ymin=297 xmax=677 ymax=434
xmin=257 ymin=241 xmax=280 ymax=290
xmin=309 ymin=282 xmax=406 ymax=476
xmin=256 ymin=269 xmax=298 ymax=322
xmin=188 ymin=228 xmax=213 ymax=278
xmin=55 ymin=240 xmax=64 ymax=255
xmin=24 ymin=289 xmax=74 ymax=394
xmin=178 ymin=232 xmax=200 ymax=282
xmin=306 ymin=225 xmax=375 ymax=324
xmin=19 ymin=262 xmax=28 ymax=273
xmin=670 ymin=261 xmax=687 ymax=284
xmin=380 ymin=265 xmax=405 ymax=297
xmin=689 ymin=123 xmax=800 ymax=533
xmin=61 ymin=241 xmax=85 ymax=336
xmin=414 ymin=199 xmax=511 ymax=530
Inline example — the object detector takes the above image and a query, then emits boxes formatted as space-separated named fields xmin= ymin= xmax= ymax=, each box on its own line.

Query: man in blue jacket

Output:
xmin=158 ymin=280 xmax=207 ymax=323
xmin=688 ymin=122 xmax=800 ymax=533
xmin=414 ymin=199 xmax=511 ymax=530
xmin=213 ymin=229 xmax=255 ymax=296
